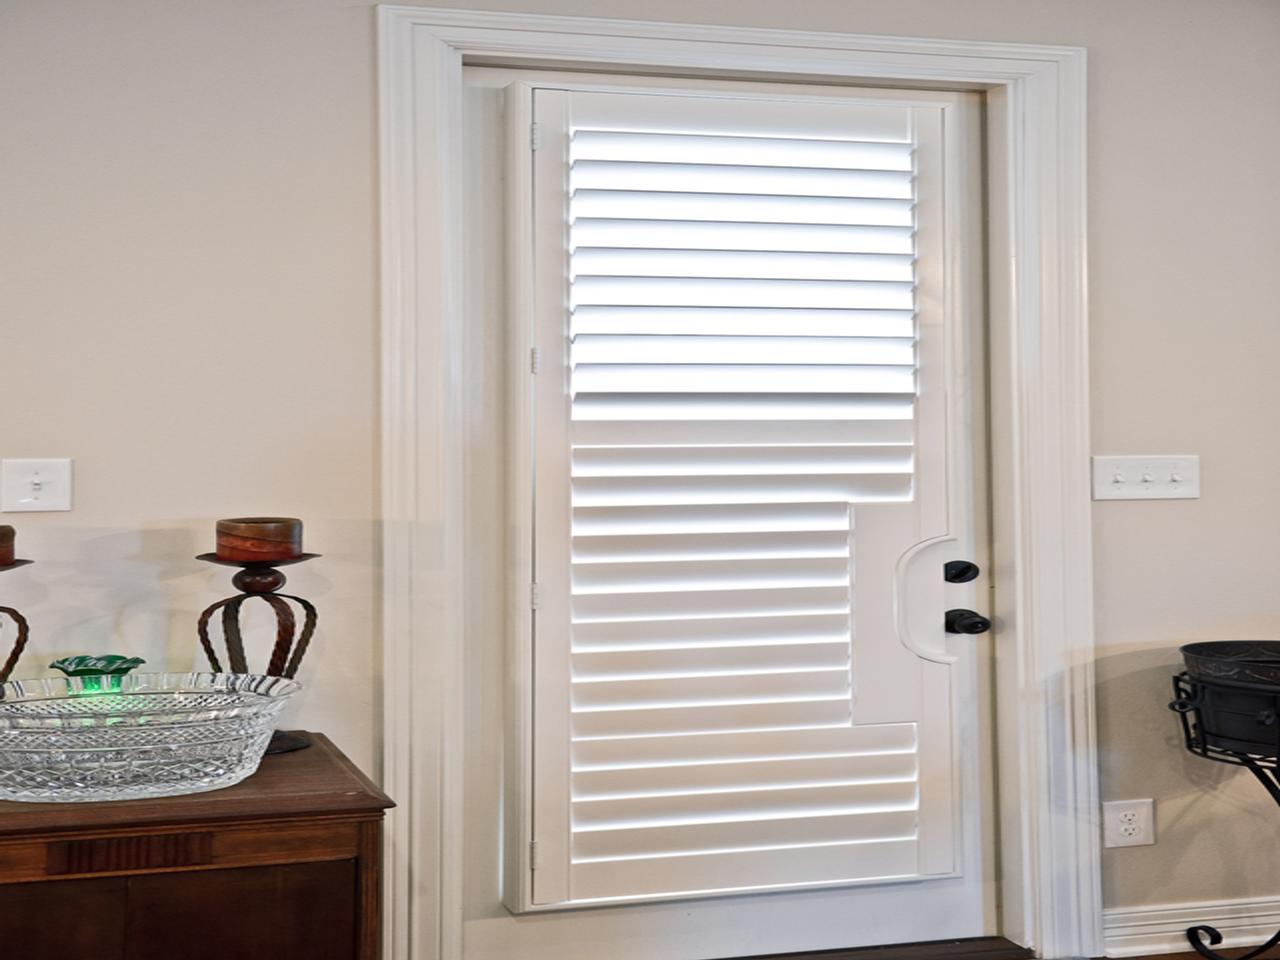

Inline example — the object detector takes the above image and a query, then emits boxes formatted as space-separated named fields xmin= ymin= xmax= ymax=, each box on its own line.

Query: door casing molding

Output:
xmin=377 ymin=6 xmax=1097 ymax=959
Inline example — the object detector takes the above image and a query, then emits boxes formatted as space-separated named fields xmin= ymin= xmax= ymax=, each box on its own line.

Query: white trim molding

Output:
xmin=377 ymin=7 xmax=1097 ymax=960
xmin=1104 ymin=896 xmax=1280 ymax=957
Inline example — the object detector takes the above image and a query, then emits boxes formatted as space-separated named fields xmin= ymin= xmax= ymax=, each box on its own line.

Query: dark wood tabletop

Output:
xmin=0 ymin=731 xmax=392 ymax=837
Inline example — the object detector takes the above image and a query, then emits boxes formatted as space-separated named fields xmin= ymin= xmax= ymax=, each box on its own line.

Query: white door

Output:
xmin=510 ymin=76 xmax=990 ymax=953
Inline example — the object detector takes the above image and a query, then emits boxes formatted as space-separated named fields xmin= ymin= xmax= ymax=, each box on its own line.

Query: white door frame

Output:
xmin=377 ymin=7 xmax=1098 ymax=960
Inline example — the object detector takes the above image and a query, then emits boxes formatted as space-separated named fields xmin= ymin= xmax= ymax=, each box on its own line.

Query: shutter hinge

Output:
xmin=530 ymin=347 xmax=541 ymax=374
xmin=530 ymin=121 xmax=542 ymax=151
xmin=530 ymin=582 xmax=542 ymax=610
xmin=530 ymin=840 xmax=541 ymax=870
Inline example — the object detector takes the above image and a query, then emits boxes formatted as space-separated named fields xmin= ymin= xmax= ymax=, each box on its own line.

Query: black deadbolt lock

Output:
xmin=945 ymin=609 xmax=992 ymax=635
xmin=944 ymin=560 xmax=981 ymax=583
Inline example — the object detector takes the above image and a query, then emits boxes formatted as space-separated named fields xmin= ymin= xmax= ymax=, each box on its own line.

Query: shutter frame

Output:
xmin=530 ymin=86 xmax=942 ymax=907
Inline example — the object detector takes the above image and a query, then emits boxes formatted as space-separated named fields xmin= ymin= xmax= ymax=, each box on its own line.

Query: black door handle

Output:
xmin=944 ymin=560 xmax=980 ymax=583
xmin=945 ymin=609 xmax=992 ymax=634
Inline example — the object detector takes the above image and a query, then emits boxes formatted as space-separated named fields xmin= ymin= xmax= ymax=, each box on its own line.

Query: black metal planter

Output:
xmin=1171 ymin=641 xmax=1280 ymax=960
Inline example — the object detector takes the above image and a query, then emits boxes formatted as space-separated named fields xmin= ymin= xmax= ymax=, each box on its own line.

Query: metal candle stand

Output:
xmin=1171 ymin=671 xmax=1280 ymax=960
xmin=0 ymin=559 xmax=34 ymax=684
xmin=196 ymin=552 xmax=320 ymax=754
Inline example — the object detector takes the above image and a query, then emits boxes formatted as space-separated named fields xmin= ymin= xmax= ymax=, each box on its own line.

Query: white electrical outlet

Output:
xmin=1103 ymin=798 xmax=1155 ymax=847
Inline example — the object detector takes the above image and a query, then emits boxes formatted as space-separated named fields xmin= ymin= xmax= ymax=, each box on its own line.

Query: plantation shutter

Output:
xmin=528 ymin=88 xmax=949 ymax=906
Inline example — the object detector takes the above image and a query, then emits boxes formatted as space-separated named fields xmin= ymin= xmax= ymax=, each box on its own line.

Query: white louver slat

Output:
xmin=528 ymin=88 xmax=946 ymax=908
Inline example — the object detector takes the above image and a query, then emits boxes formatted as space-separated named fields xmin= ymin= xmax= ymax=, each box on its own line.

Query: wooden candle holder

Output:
xmin=215 ymin=517 xmax=303 ymax=564
xmin=195 ymin=552 xmax=320 ymax=754
xmin=195 ymin=554 xmax=320 ymax=678
xmin=0 ymin=526 xmax=33 ymax=684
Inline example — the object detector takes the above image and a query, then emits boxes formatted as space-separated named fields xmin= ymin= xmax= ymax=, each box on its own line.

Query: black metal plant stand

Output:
xmin=1171 ymin=671 xmax=1280 ymax=960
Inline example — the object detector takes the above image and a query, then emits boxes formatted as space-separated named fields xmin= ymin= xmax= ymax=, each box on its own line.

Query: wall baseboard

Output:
xmin=726 ymin=936 xmax=1033 ymax=960
xmin=1105 ymin=895 xmax=1280 ymax=957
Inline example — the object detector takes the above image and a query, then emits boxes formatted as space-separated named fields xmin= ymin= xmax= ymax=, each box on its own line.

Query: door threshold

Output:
xmin=724 ymin=935 xmax=1035 ymax=960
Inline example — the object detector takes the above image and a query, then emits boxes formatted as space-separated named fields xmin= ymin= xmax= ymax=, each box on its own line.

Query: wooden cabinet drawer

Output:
xmin=0 ymin=819 xmax=361 ymax=884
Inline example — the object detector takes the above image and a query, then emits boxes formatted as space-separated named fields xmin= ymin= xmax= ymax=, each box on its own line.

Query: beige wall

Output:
xmin=5 ymin=0 xmax=1280 ymax=917
xmin=0 ymin=0 xmax=381 ymax=773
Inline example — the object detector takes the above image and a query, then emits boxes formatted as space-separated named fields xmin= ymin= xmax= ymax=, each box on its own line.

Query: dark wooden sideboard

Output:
xmin=0 ymin=732 xmax=393 ymax=960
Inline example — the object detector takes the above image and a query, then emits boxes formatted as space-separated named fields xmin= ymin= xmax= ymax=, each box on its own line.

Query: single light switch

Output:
xmin=1092 ymin=455 xmax=1199 ymax=501
xmin=1 ymin=459 xmax=74 ymax=512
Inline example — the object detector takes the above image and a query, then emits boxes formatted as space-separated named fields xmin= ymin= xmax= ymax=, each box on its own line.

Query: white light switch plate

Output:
xmin=1 ymin=459 xmax=74 ymax=512
xmin=1092 ymin=455 xmax=1199 ymax=500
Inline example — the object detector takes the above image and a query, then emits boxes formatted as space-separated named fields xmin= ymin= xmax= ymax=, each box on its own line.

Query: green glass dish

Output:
xmin=49 ymin=654 xmax=147 ymax=678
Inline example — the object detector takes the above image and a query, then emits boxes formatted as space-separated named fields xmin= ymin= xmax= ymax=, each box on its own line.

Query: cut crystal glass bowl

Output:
xmin=0 ymin=672 xmax=299 ymax=803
